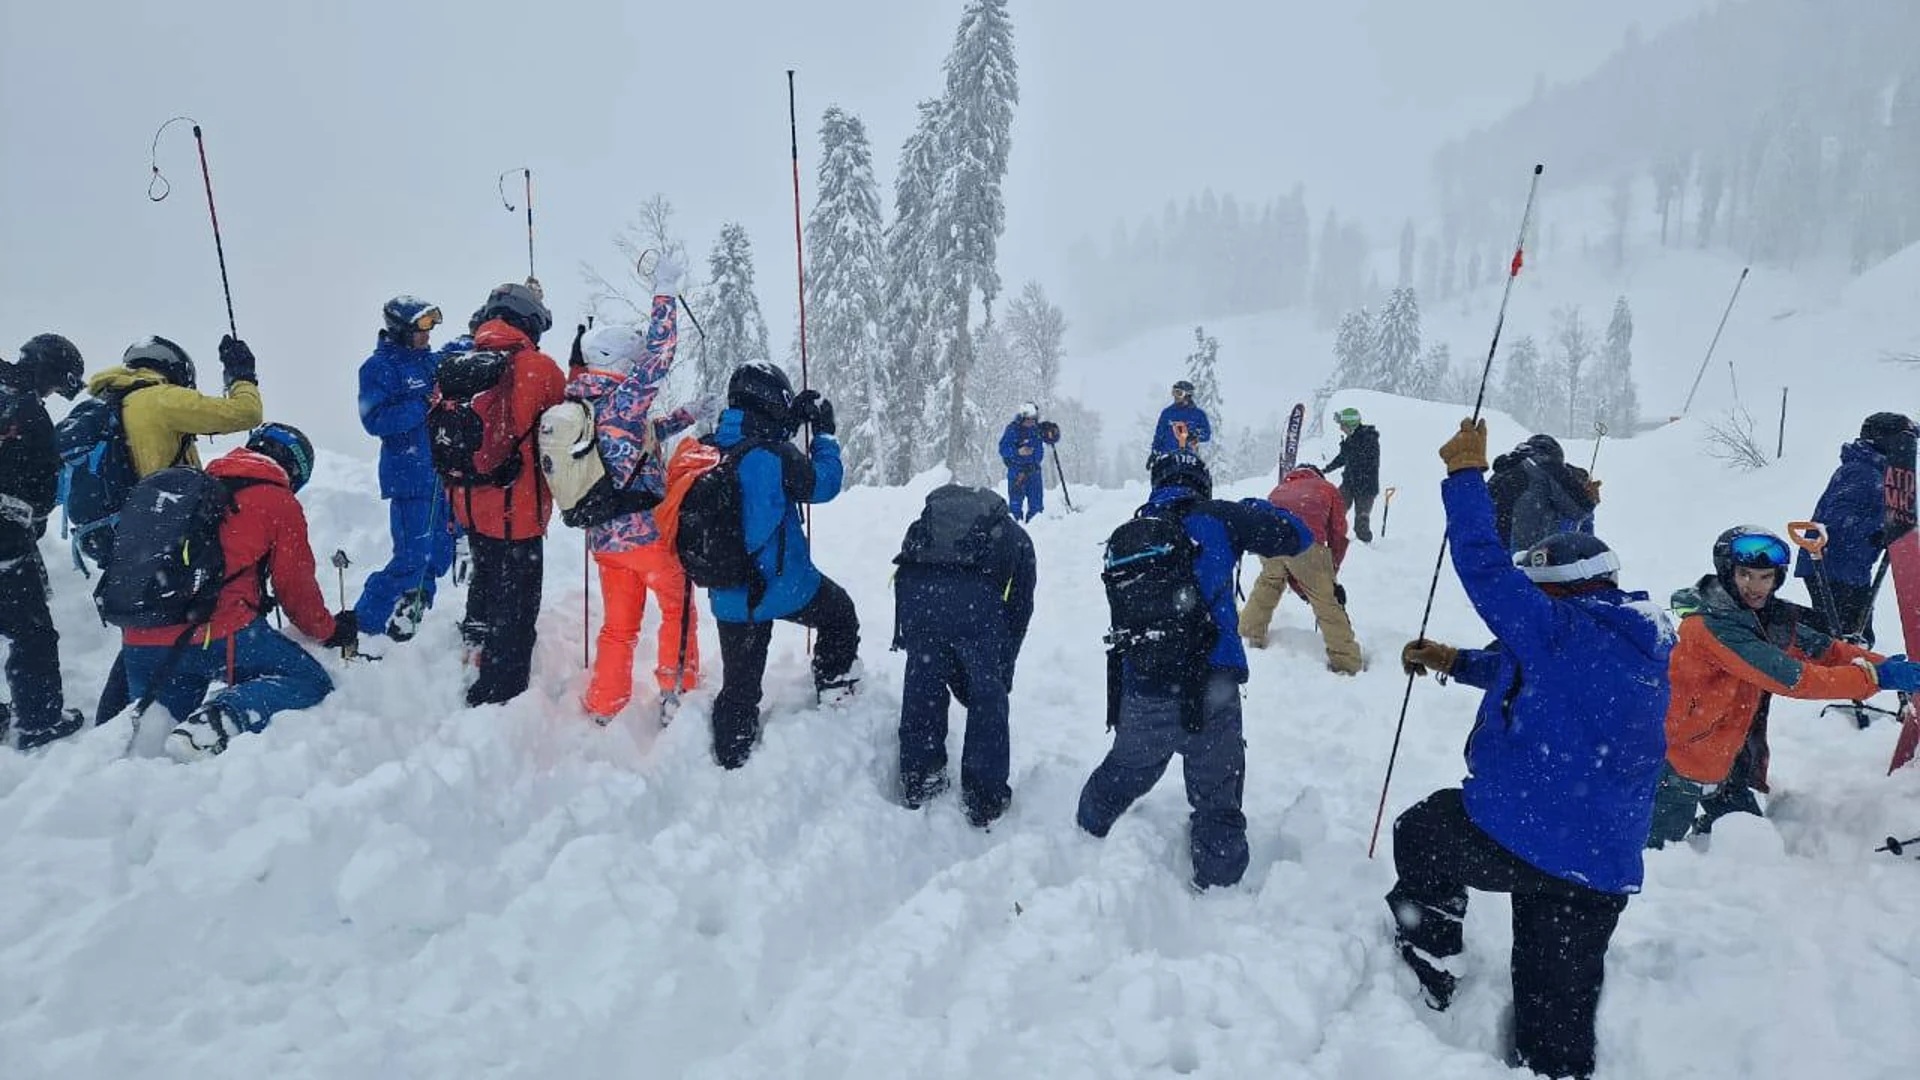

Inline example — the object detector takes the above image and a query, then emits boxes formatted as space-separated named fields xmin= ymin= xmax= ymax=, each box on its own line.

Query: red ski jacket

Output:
xmin=1268 ymin=467 xmax=1349 ymax=567
xmin=123 ymin=449 xmax=335 ymax=647
xmin=449 ymin=319 xmax=568 ymax=542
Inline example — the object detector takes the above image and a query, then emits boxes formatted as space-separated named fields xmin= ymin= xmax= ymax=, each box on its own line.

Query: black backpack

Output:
xmin=55 ymin=388 xmax=142 ymax=570
xmin=1101 ymin=506 xmax=1218 ymax=677
xmin=895 ymin=484 xmax=1013 ymax=573
xmin=428 ymin=350 xmax=523 ymax=488
xmin=674 ymin=439 xmax=762 ymax=592
xmin=94 ymin=468 xmax=262 ymax=630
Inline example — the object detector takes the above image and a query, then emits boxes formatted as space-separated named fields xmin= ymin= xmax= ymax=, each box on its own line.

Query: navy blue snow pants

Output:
xmin=899 ymin=631 xmax=1011 ymax=823
xmin=1006 ymin=465 xmax=1044 ymax=522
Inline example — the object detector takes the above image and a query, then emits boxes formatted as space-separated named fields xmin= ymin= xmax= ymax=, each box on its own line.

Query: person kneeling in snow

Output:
xmin=1076 ymin=450 xmax=1312 ymax=891
xmin=892 ymin=484 xmax=1036 ymax=827
xmin=1238 ymin=464 xmax=1363 ymax=674
xmin=1388 ymin=418 xmax=1670 ymax=1080
xmin=116 ymin=424 xmax=358 ymax=761
xmin=1648 ymin=526 xmax=1917 ymax=848
xmin=701 ymin=362 xmax=860 ymax=769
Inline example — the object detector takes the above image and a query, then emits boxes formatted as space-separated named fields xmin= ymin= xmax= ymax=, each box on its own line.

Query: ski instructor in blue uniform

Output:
xmin=1149 ymin=379 xmax=1211 ymax=465
xmin=997 ymin=402 xmax=1056 ymax=522
xmin=355 ymin=295 xmax=460 ymax=642
xmin=1388 ymin=417 xmax=1671 ymax=1080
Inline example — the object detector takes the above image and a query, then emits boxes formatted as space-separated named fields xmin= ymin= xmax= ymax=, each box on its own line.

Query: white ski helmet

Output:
xmin=1017 ymin=401 xmax=1040 ymax=420
xmin=578 ymin=325 xmax=646 ymax=370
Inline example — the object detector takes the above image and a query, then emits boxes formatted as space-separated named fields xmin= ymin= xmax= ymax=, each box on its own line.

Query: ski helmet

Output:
xmin=727 ymin=361 xmax=795 ymax=423
xmin=477 ymin=282 xmax=553 ymax=342
xmin=1017 ymin=401 xmax=1040 ymax=420
xmin=1171 ymin=380 xmax=1195 ymax=398
xmin=1522 ymin=433 xmax=1565 ymax=466
xmin=1711 ymin=525 xmax=1790 ymax=595
xmin=1513 ymin=531 xmax=1619 ymax=590
xmin=122 ymin=335 xmax=196 ymax=389
xmin=1859 ymin=412 xmax=1916 ymax=457
xmin=1335 ymin=407 xmax=1362 ymax=429
xmin=246 ymin=422 xmax=315 ymax=493
xmin=17 ymin=333 xmax=83 ymax=399
xmin=579 ymin=325 xmax=645 ymax=370
xmin=1150 ymin=448 xmax=1213 ymax=499
xmin=382 ymin=295 xmax=443 ymax=339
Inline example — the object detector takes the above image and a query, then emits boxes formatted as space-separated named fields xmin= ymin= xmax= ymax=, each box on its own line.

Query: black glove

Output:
xmin=322 ymin=610 xmax=359 ymax=652
xmin=1333 ymin=583 xmax=1348 ymax=607
xmin=1870 ymin=528 xmax=1889 ymax=550
xmin=791 ymin=389 xmax=836 ymax=436
xmin=569 ymin=324 xmax=588 ymax=370
xmin=1038 ymin=421 xmax=1061 ymax=444
xmin=219 ymin=334 xmax=258 ymax=388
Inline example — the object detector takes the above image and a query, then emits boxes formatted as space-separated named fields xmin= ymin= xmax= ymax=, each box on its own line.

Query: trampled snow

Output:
xmin=6 ymin=282 xmax=1920 ymax=1078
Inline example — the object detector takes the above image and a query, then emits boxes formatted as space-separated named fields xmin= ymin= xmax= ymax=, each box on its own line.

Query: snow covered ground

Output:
xmin=4 ymin=368 xmax=1919 ymax=1078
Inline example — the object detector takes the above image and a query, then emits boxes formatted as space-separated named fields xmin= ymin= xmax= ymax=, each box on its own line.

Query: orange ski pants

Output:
xmin=583 ymin=545 xmax=700 ymax=717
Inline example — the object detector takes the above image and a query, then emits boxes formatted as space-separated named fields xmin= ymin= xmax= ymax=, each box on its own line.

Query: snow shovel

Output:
xmin=1379 ymin=487 xmax=1397 ymax=539
xmin=1789 ymin=521 xmax=1875 ymax=729
xmin=1052 ymin=450 xmax=1080 ymax=513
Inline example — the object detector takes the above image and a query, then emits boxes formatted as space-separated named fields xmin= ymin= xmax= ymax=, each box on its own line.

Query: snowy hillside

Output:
xmin=4 ymin=372 xmax=1919 ymax=1077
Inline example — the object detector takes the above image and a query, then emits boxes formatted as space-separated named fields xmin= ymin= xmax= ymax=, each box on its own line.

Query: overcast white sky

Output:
xmin=0 ymin=0 xmax=1704 ymax=449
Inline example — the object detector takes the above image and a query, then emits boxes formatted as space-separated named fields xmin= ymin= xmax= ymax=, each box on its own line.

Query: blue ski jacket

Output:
xmin=1130 ymin=484 xmax=1311 ymax=684
xmin=1441 ymin=469 xmax=1672 ymax=894
xmin=357 ymin=333 xmax=447 ymax=499
xmin=1795 ymin=439 xmax=1887 ymax=588
xmin=707 ymin=407 xmax=844 ymax=623
xmin=1000 ymin=419 xmax=1048 ymax=478
xmin=1151 ymin=403 xmax=1212 ymax=455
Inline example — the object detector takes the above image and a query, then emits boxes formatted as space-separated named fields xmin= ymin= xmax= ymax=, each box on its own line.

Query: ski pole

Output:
xmin=148 ymin=117 xmax=238 ymax=337
xmin=635 ymin=249 xmax=709 ymax=342
xmin=498 ymin=167 xmax=535 ymax=285
xmin=1369 ymin=163 xmax=1543 ymax=860
xmin=1876 ymin=835 xmax=1920 ymax=856
xmin=1380 ymin=487 xmax=1396 ymax=539
xmin=1052 ymin=448 xmax=1076 ymax=511
xmin=663 ymin=575 xmax=694 ymax=726
xmin=1679 ymin=266 xmax=1749 ymax=416
xmin=788 ymin=70 xmax=816 ymax=657
xmin=583 ymin=535 xmax=591 ymax=670
xmin=329 ymin=550 xmax=353 ymax=660
xmin=1588 ymin=420 xmax=1608 ymax=474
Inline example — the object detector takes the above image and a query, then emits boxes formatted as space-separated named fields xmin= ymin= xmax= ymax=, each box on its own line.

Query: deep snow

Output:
xmin=6 ymin=257 xmax=1920 ymax=1077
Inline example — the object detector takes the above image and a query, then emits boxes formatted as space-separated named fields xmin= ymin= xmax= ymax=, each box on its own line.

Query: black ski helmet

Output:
xmin=1711 ymin=525 xmax=1790 ymax=595
xmin=477 ymin=283 xmax=553 ymax=342
xmin=246 ymin=422 xmax=315 ymax=493
xmin=1514 ymin=531 xmax=1619 ymax=589
xmin=1171 ymin=379 xmax=1195 ymax=398
xmin=383 ymin=295 xmax=443 ymax=339
xmin=122 ymin=335 xmax=196 ymax=389
xmin=17 ymin=333 xmax=83 ymax=399
xmin=1522 ymin=433 xmax=1565 ymax=466
xmin=1860 ymin=412 xmax=1916 ymax=457
xmin=727 ymin=361 xmax=796 ymax=423
xmin=1150 ymin=448 xmax=1213 ymax=499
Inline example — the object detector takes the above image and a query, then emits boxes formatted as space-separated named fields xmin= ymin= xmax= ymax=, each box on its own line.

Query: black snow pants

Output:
xmin=710 ymin=576 xmax=860 ymax=769
xmin=463 ymin=534 xmax=544 ymax=707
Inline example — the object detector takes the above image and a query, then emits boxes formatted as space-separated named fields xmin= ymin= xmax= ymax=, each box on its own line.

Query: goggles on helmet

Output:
xmin=1727 ymin=532 xmax=1790 ymax=569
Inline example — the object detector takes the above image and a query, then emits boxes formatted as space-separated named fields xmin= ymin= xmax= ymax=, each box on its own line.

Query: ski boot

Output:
xmin=816 ymin=660 xmax=864 ymax=708
xmin=12 ymin=708 xmax=85 ymax=752
xmin=166 ymin=702 xmax=245 ymax=762
xmin=386 ymin=588 xmax=429 ymax=642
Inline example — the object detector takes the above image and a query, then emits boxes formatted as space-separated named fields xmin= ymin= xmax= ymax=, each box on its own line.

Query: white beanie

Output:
xmin=579 ymin=325 xmax=645 ymax=369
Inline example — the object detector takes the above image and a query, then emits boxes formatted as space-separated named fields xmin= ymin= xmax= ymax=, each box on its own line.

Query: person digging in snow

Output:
xmin=1076 ymin=450 xmax=1312 ymax=891
xmin=1647 ymin=526 xmax=1918 ymax=847
xmin=354 ymin=295 xmax=462 ymax=643
xmin=1487 ymin=433 xmax=1600 ymax=554
xmin=1238 ymin=463 xmax=1363 ymax=674
xmin=1388 ymin=417 xmax=1670 ymax=1080
xmin=1322 ymin=406 xmax=1381 ymax=542
xmin=892 ymin=483 xmax=1036 ymax=827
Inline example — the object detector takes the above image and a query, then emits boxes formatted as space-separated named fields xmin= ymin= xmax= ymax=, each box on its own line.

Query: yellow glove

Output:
xmin=1438 ymin=418 xmax=1488 ymax=473
xmin=1585 ymin=478 xmax=1603 ymax=505
xmin=1401 ymin=638 xmax=1459 ymax=678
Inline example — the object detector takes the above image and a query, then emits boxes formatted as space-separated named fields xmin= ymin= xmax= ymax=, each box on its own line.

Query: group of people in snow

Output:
xmin=8 ymin=276 xmax=1920 ymax=1078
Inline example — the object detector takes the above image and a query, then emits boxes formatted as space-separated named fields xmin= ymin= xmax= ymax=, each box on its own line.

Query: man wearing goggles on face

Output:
xmin=1647 ymin=526 xmax=1920 ymax=848
xmin=354 ymin=295 xmax=462 ymax=643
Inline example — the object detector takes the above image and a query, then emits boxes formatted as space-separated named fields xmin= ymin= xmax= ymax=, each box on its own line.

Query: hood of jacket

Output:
xmin=473 ymin=318 xmax=536 ymax=355
xmin=85 ymin=365 xmax=170 ymax=397
xmin=208 ymin=446 xmax=295 ymax=490
xmin=1840 ymin=437 xmax=1887 ymax=471
xmin=713 ymin=406 xmax=793 ymax=447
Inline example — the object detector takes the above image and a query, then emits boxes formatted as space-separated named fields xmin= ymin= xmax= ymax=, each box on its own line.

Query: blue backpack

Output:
xmin=55 ymin=389 xmax=140 ymax=572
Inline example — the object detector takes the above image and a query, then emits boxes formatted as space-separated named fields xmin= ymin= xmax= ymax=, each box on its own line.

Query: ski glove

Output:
xmin=1401 ymin=638 xmax=1458 ymax=678
xmin=452 ymin=535 xmax=472 ymax=587
xmin=1438 ymin=418 xmax=1488 ymax=473
xmin=322 ymin=610 xmax=360 ymax=652
xmin=791 ymin=389 xmax=836 ymax=436
xmin=1333 ymin=583 xmax=1348 ymax=607
xmin=1585 ymin=478 xmax=1603 ymax=505
xmin=1875 ymin=655 xmax=1920 ymax=693
xmin=651 ymin=253 xmax=687 ymax=300
xmin=219 ymin=335 xmax=258 ymax=388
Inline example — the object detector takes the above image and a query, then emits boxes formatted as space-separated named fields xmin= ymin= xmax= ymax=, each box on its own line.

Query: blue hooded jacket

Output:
xmin=357 ymin=332 xmax=447 ymax=499
xmin=1794 ymin=439 xmax=1886 ymax=587
xmin=1127 ymin=485 xmax=1312 ymax=687
xmin=707 ymin=407 xmax=843 ymax=623
xmin=1151 ymin=402 xmax=1212 ymax=454
xmin=1440 ymin=470 xmax=1672 ymax=895
xmin=999 ymin=419 xmax=1048 ymax=478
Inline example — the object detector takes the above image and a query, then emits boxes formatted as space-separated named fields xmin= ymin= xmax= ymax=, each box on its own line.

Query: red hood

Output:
xmin=474 ymin=318 xmax=536 ymax=354
xmin=208 ymin=447 xmax=293 ymax=489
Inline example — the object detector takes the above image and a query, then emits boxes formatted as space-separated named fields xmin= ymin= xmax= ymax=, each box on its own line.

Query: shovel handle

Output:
xmin=1383 ymin=487 xmax=1397 ymax=505
xmin=1786 ymin=521 xmax=1828 ymax=557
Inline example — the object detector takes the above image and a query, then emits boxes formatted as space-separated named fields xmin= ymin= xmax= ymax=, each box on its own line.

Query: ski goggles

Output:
xmin=1728 ymin=532 xmax=1791 ymax=568
xmin=411 ymin=306 xmax=444 ymax=332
